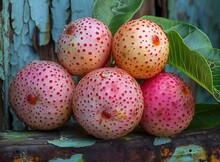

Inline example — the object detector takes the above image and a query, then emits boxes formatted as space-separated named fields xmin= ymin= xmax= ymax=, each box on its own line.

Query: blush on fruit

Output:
xmin=8 ymin=60 xmax=76 ymax=130
xmin=73 ymin=67 xmax=144 ymax=139
xmin=140 ymin=72 xmax=195 ymax=137
xmin=112 ymin=19 xmax=169 ymax=79
xmin=57 ymin=17 xmax=112 ymax=77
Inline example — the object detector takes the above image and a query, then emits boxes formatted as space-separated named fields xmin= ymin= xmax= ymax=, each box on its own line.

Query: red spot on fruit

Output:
xmin=101 ymin=110 xmax=111 ymax=119
xmin=65 ymin=24 xmax=75 ymax=35
xmin=27 ymin=94 xmax=39 ymax=105
xmin=182 ymin=85 xmax=191 ymax=95
xmin=152 ymin=35 xmax=160 ymax=46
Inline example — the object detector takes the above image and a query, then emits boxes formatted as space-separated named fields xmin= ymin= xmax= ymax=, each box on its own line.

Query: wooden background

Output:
xmin=0 ymin=0 xmax=220 ymax=131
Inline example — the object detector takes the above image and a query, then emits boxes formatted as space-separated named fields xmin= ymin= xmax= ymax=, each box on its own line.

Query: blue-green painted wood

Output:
xmin=70 ymin=0 xmax=94 ymax=21
xmin=29 ymin=0 xmax=50 ymax=46
xmin=11 ymin=0 xmax=24 ymax=35
xmin=51 ymin=0 xmax=70 ymax=45
xmin=1 ymin=0 xmax=10 ymax=130
xmin=168 ymin=0 xmax=220 ymax=48
xmin=23 ymin=0 xmax=30 ymax=23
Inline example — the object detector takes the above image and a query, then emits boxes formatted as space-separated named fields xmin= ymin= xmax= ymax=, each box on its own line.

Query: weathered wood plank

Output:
xmin=0 ymin=0 xmax=11 ymax=130
xmin=0 ymin=123 xmax=220 ymax=161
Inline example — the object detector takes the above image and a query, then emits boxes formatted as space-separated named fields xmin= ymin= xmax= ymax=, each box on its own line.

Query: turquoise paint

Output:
xmin=23 ymin=0 xmax=30 ymax=23
xmin=1 ymin=0 xmax=10 ymax=130
xmin=50 ymin=154 xmax=84 ymax=162
xmin=168 ymin=144 xmax=206 ymax=162
xmin=29 ymin=0 xmax=50 ymax=45
xmin=153 ymin=137 xmax=172 ymax=146
xmin=70 ymin=0 xmax=94 ymax=21
xmin=21 ymin=23 xmax=31 ymax=45
xmin=51 ymin=0 xmax=70 ymax=44
xmin=11 ymin=0 xmax=24 ymax=35
xmin=48 ymin=136 xmax=96 ymax=148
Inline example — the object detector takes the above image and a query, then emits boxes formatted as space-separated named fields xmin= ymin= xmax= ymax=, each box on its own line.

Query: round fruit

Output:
xmin=9 ymin=60 xmax=76 ymax=130
xmin=112 ymin=19 xmax=169 ymax=79
xmin=57 ymin=17 xmax=112 ymax=77
xmin=73 ymin=67 xmax=144 ymax=139
xmin=140 ymin=72 xmax=195 ymax=137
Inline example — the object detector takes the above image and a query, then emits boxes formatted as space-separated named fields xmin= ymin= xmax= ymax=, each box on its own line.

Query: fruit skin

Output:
xmin=140 ymin=72 xmax=195 ymax=137
xmin=8 ymin=60 xmax=76 ymax=130
xmin=58 ymin=17 xmax=112 ymax=77
xmin=112 ymin=19 xmax=169 ymax=79
xmin=73 ymin=67 xmax=144 ymax=139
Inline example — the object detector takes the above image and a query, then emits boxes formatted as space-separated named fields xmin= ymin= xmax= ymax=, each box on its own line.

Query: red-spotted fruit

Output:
xmin=57 ymin=17 xmax=112 ymax=77
xmin=112 ymin=19 xmax=169 ymax=79
xmin=73 ymin=67 xmax=144 ymax=139
xmin=140 ymin=72 xmax=195 ymax=137
xmin=8 ymin=60 xmax=76 ymax=130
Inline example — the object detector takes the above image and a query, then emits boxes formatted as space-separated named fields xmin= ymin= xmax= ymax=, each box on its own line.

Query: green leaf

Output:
xmin=142 ymin=16 xmax=220 ymax=102
xmin=167 ymin=31 xmax=213 ymax=95
xmin=188 ymin=104 xmax=220 ymax=129
xmin=92 ymin=0 xmax=144 ymax=35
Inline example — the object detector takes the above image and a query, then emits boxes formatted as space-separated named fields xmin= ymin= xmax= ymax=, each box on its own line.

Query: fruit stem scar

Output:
xmin=27 ymin=94 xmax=39 ymax=105
xmin=100 ymin=71 xmax=108 ymax=78
xmin=152 ymin=35 xmax=160 ymax=46
xmin=65 ymin=24 xmax=76 ymax=35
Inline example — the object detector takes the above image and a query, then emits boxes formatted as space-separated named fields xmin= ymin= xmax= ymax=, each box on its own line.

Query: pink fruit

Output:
xmin=112 ymin=19 xmax=169 ymax=79
xmin=57 ymin=17 xmax=112 ymax=77
xmin=73 ymin=67 xmax=144 ymax=139
xmin=9 ymin=60 xmax=76 ymax=130
xmin=140 ymin=72 xmax=195 ymax=137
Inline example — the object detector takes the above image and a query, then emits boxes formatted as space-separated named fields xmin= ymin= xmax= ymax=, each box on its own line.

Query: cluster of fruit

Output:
xmin=9 ymin=17 xmax=195 ymax=139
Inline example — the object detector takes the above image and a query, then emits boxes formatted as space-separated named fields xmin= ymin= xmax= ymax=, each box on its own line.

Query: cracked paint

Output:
xmin=168 ymin=144 xmax=207 ymax=162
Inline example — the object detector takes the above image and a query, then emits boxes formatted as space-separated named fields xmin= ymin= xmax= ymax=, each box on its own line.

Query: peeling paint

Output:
xmin=29 ymin=0 xmax=50 ymax=45
xmin=1 ymin=0 xmax=10 ymax=130
xmin=5 ymin=0 xmax=95 ymax=130
xmin=11 ymin=0 xmax=24 ymax=35
xmin=51 ymin=0 xmax=70 ymax=44
xmin=153 ymin=137 xmax=172 ymax=146
xmin=50 ymin=154 xmax=84 ymax=162
xmin=48 ymin=136 xmax=96 ymax=148
xmin=168 ymin=144 xmax=207 ymax=162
